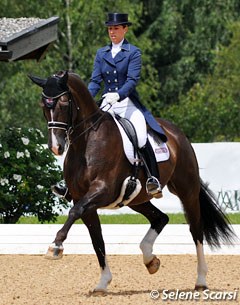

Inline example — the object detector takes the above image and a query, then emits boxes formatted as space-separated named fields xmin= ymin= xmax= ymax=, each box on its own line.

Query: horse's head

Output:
xmin=29 ymin=70 xmax=72 ymax=155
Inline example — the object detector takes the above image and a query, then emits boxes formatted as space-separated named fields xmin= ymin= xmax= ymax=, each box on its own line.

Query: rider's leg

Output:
xmin=139 ymin=139 xmax=162 ymax=198
xmin=114 ymin=98 xmax=162 ymax=198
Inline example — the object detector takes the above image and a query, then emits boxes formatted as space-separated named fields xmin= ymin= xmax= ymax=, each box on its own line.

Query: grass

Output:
xmin=16 ymin=212 xmax=240 ymax=224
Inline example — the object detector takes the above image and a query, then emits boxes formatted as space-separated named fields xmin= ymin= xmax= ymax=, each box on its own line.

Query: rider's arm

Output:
xmin=88 ymin=51 xmax=103 ymax=97
xmin=118 ymin=48 xmax=141 ymax=101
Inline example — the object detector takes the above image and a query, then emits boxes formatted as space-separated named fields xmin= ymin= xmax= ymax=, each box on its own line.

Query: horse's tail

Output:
xmin=199 ymin=180 xmax=236 ymax=248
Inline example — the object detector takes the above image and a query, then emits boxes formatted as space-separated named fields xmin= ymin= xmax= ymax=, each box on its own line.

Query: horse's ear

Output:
xmin=58 ymin=70 xmax=68 ymax=86
xmin=28 ymin=74 xmax=47 ymax=88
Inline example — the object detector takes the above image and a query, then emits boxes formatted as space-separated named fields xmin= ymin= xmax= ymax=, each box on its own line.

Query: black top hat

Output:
xmin=105 ymin=13 xmax=132 ymax=26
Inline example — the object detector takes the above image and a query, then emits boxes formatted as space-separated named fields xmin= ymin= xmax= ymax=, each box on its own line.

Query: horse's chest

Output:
xmin=64 ymin=155 xmax=86 ymax=177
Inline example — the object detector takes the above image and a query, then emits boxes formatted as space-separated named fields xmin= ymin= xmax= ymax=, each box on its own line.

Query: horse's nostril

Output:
xmin=58 ymin=145 xmax=64 ymax=155
xmin=51 ymin=146 xmax=59 ymax=156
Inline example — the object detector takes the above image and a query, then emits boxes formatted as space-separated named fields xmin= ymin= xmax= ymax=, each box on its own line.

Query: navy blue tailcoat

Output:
xmin=88 ymin=39 xmax=167 ymax=142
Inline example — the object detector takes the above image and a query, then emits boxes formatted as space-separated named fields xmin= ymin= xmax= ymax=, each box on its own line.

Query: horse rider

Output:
xmin=52 ymin=12 xmax=167 ymax=200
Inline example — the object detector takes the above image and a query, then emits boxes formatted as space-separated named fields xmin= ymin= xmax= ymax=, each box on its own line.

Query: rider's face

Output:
xmin=108 ymin=25 xmax=128 ymax=44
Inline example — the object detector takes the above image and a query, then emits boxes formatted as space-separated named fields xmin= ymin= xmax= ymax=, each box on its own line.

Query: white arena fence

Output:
xmin=0 ymin=224 xmax=239 ymax=255
xmin=1 ymin=142 xmax=239 ymax=255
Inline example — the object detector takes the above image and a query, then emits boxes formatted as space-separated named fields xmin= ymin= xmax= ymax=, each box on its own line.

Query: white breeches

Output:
xmin=101 ymin=97 xmax=147 ymax=148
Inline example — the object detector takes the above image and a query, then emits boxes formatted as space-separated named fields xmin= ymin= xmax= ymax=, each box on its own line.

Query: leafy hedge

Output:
xmin=0 ymin=127 xmax=69 ymax=223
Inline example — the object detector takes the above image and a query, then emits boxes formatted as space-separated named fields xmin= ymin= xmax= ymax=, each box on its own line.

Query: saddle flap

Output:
xmin=115 ymin=114 xmax=138 ymax=154
xmin=112 ymin=114 xmax=170 ymax=165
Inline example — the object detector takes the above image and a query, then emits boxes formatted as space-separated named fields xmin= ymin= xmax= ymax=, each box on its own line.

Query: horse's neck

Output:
xmin=70 ymin=82 xmax=98 ymax=120
xmin=81 ymin=99 xmax=98 ymax=117
xmin=68 ymin=87 xmax=102 ymax=146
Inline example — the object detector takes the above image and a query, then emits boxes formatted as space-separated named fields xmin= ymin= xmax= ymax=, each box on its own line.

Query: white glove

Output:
xmin=102 ymin=92 xmax=120 ymax=105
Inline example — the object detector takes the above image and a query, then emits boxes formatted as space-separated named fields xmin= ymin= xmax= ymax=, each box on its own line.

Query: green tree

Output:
xmin=0 ymin=0 xmax=142 ymax=133
xmin=138 ymin=0 xmax=240 ymax=112
xmin=1 ymin=0 xmax=240 ymax=142
xmin=163 ymin=22 xmax=240 ymax=142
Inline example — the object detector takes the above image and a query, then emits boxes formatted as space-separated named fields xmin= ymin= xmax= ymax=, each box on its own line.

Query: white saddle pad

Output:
xmin=113 ymin=115 xmax=170 ymax=165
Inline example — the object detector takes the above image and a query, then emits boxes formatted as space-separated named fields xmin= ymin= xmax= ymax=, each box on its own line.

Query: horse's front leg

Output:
xmin=46 ymin=205 xmax=112 ymax=293
xmin=45 ymin=201 xmax=81 ymax=260
xmin=45 ymin=187 xmax=112 ymax=292
xmin=81 ymin=211 xmax=112 ymax=294
xmin=45 ymin=193 xmax=99 ymax=259
xmin=45 ymin=183 xmax=107 ymax=259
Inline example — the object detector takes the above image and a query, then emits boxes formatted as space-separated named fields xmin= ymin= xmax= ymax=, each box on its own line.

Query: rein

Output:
xmin=45 ymin=91 xmax=106 ymax=145
xmin=66 ymin=108 xmax=106 ymax=145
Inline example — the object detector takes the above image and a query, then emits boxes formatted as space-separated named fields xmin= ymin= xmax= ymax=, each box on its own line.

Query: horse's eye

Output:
xmin=59 ymin=95 xmax=68 ymax=104
xmin=59 ymin=96 xmax=69 ymax=106
xmin=59 ymin=100 xmax=69 ymax=106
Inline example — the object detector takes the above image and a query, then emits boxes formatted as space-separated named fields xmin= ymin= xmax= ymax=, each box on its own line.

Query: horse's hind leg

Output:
xmin=186 ymin=202 xmax=208 ymax=290
xmin=130 ymin=201 xmax=169 ymax=274
xmin=169 ymin=182 xmax=208 ymax=290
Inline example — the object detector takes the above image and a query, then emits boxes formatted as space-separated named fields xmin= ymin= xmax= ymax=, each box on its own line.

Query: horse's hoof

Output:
xmin=145 ymin=256 xmax=160 ymax=274
xmin=195 ymin=284 xmax=208 ymax=291
xmin=45 ymin=245 xmax=64 ymax=260
xmin=91 ymin=289 xmax=108 ymax=297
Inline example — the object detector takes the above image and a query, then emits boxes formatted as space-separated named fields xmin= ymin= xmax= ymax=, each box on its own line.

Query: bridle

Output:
xmin=42 ymin=90 xmax=106 ymax=145
xmin=42 ymin=91 xmax=70 ymax=131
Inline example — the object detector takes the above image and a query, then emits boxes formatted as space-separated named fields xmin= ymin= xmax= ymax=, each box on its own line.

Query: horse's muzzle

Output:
xmin=49 ymin=135 xmax=66 ymax=156
xmin=50 ymin=145 xmax=65 ymax=156
xmin=50 ymin=141 xmax=66 ymax=155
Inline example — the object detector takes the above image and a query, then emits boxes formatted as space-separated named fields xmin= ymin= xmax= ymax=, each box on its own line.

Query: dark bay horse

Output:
xmin=29 ymin=70 xmax=235 ymax=294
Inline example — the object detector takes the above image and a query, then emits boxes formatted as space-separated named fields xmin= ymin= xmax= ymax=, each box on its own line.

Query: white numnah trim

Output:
xmin=112 ymin=115 xmax=169 ymax=165
xmin=101 ymin=177 xmax=142 ymax=209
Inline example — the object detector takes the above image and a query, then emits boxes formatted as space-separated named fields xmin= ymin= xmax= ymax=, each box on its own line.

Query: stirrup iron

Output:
xmin=146 ymin=176 xmax=162 ymax=198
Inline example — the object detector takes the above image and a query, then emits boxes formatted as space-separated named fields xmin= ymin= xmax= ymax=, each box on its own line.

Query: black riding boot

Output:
xmin=51 ymin=180 xmax=72 ymax=202
xmin=139 ymin=140 xmax=162 ymax=198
